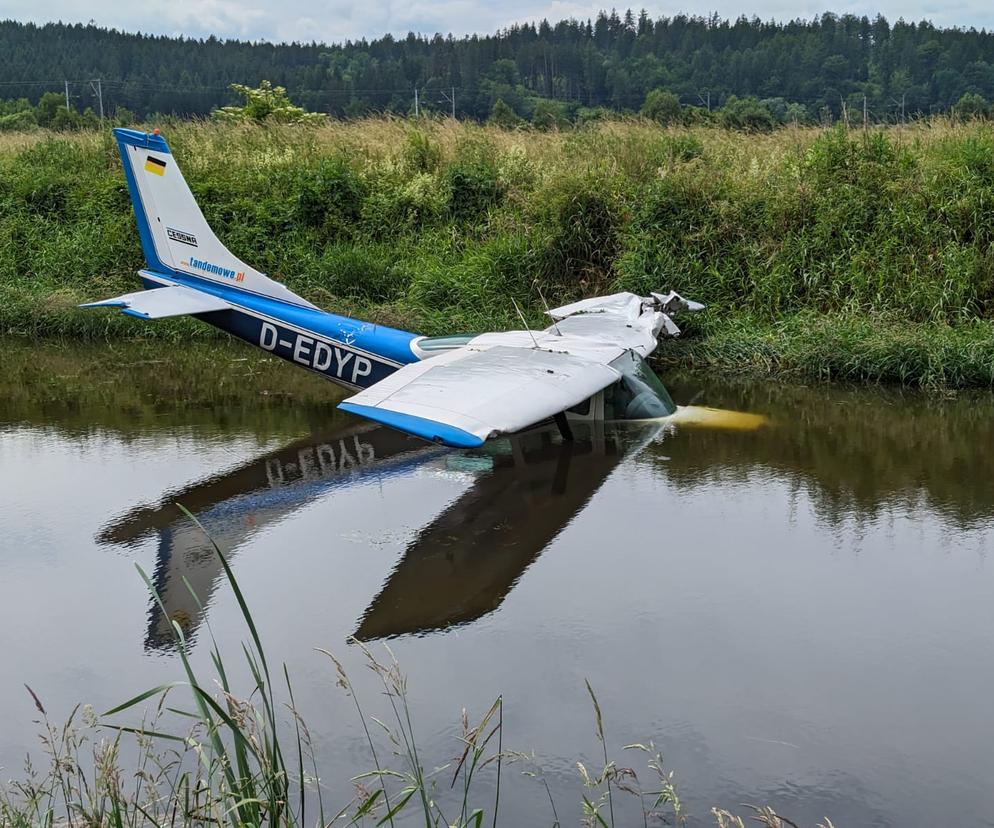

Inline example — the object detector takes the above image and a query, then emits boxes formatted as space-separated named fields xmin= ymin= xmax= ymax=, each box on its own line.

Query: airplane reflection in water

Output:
xmin=98 ymin=420 xmax=665 ymax=650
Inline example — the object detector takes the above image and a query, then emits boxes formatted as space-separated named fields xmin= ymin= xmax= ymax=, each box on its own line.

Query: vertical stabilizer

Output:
xmin=113 ymin=128 xmax=316 ymax=309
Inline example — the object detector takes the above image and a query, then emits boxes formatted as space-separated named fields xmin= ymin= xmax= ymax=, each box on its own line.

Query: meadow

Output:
xmin=2 ymin=117 xmax=994 ymax=386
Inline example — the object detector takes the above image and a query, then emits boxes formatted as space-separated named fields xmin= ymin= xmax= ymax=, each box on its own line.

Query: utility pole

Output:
xmin=90 ymin=79 xmax=104 ymax=123
xmin=697 ymin=90 xmax=710 ymax=112
xmin=440 ymin=86 xmax=456 ymax=118
xmin=414 ymin=86 xmax=419 ymax=118
xmin=892 ymin=93 xmax=906 ymax=124
xmin=863 ymin=94 xmax=867 ymax=130
xmin=64 ymin=80 xmax=70 ymax=110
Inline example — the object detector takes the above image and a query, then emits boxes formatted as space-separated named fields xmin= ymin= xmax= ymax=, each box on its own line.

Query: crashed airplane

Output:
xmin=84 ymin=128 xmax=703 ymax=447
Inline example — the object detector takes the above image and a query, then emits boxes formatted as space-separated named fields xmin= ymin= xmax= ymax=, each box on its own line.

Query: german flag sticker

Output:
xmin=144 ymin=155 xmax=166 ymax=176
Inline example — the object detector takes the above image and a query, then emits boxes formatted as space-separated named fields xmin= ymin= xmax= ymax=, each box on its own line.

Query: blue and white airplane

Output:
xmin=83 ymin=128 xmax=703 ymax=448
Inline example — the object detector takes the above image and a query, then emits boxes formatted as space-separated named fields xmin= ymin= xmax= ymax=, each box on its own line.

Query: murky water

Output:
xmin=2 ymin=340 xmax=993 ymax=826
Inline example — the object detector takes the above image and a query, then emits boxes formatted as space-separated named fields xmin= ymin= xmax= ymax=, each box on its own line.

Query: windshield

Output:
xmin=417 ymin=334 xmax=477 ymax=352
xmin=604 ymin=352 xmax=677 ymax=420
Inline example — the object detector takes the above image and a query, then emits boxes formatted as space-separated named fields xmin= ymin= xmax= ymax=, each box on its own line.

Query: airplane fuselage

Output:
xmin=139 ymin=269 xmax=419 ymax=391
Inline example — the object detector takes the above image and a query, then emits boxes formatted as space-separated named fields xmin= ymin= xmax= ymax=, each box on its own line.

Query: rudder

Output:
xmin=113 ymin=128 xmax=315 ymax=309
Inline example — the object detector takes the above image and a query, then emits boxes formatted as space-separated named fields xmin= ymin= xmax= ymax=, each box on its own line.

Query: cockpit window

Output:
xmin=604 ymin=352 xmax=677 ymax=420
xmin=417 ymin=334 xmax=477 ymax=352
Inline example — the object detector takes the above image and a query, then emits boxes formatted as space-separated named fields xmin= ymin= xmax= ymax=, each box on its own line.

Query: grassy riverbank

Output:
xmin=2 ymin=118 xmax=994 ymax=386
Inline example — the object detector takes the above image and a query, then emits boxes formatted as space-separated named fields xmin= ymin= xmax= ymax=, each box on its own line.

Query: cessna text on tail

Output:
xmin=83 ymin=128 xmax=702 ymax=447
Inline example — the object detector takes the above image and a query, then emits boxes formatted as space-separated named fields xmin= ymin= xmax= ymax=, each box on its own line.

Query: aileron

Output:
xmin=339 ymin=345 xmax=620 ymax=447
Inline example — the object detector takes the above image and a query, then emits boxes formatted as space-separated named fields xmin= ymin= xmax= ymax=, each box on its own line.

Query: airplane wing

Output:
xmin=338 ymin=291 xmax=705 ymax=447
xmin=339 ymin=344 xmax=621 ymax=448
xmin=546 ymin=290 xmax=704 ymax=351
xmin=80 ymin=283 xmax=231 ymax=319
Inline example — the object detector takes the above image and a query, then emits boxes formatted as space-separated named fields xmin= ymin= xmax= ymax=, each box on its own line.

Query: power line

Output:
xmin=0 ymin=76 xmax=467 ymax=96
xmin=89 ymin=78 xmax=104 ymax=121
xmin=440 ymin=86 xmax=456 ymax=117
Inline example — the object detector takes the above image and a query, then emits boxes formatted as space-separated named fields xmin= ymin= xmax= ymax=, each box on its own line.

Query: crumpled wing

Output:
xmin=339 ymin=344 xmax=620 ymax=448
xmin=546 ymin=291 xmax=674 ymax=354
xmin=80 ymin=285 xmax=231 ymax=319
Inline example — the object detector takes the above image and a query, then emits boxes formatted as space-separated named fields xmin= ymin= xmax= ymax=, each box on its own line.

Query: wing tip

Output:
xmin=338 ymin=402 xmax=485 ymax=448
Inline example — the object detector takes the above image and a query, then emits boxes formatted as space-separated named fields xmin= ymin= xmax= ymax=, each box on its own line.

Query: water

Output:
xmin=2 ymin=340 xmax=993 ymax=826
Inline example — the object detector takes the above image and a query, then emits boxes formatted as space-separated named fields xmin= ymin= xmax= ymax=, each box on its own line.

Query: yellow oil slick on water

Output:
xmin=668 ymin=405 xmax=770 ymax=431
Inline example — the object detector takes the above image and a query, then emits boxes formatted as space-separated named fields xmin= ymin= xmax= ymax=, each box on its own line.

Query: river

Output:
xmin=1 ymin=340 xmax=992 ymax=826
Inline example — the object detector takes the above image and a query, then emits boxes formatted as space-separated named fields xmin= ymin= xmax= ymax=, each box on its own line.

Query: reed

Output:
xmin=2 ymin=507 xmax=833 ymax=827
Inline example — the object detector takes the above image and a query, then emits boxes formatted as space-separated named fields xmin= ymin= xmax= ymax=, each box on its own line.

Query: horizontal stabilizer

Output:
xmin=339 ymin=344 xmax=620 ymax=447
xmin=80 ymin=285 xmax=231 ymax=319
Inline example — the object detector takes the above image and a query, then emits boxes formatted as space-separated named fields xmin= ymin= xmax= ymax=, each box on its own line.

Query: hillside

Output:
xmin=2 ymin=12 xmax=994 ymax=121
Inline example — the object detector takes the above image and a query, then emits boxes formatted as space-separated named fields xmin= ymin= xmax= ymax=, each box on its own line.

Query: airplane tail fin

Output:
xmin=112 ymin=128 xmax=315 ymax=309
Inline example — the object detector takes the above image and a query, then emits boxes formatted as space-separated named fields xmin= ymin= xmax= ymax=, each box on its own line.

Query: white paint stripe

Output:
xmin=139 ymin=270 xmax=404 ymax=367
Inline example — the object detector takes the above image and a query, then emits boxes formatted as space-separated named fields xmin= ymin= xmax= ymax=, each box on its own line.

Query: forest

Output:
xmin=2 ymin=11 xmax=994 ymax=125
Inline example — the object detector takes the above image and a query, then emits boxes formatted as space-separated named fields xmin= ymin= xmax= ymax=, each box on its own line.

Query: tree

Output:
xmin=34 ymin=92 xmax=68 ymax=129
xmin=531 ymin=99 xmax=569 ymax=130
xmin=213 ymin=81 xmax=324 ymax=124
xmin=719 ymin=96 xmax=776 ymax=131
xmin=952 ymin=92 xmax=988 ymax=120
xmin=641 ymin=88 xmax=682 ymax=124
xmin=488 ymin=98 xmax=522 ymax=128
xmin=0 ymin=109 xmax=36 ymax=131
xmin=3 ymin=14 xmax=994 ymax=124
xmin=786 ymin=102 xmax=809 ymax=124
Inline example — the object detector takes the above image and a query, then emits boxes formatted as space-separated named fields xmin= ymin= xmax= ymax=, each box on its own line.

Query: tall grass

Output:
xmin=2 ymin=507 xmax=833 ymax=828
xmin=3 ymin=117 xmax=993 ymax=384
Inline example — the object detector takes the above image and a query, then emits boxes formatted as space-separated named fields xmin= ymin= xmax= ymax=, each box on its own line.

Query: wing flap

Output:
xmin=80 ymin=285 xmax=231 ymax=319
xmin=339 ymin=345 xmax=620 ymax=447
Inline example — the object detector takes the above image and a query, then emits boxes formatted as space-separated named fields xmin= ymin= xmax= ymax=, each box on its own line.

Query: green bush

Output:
xmin=360 ymin=172 xmax=448 ymax=237
xmin=445 ymin=141 xmax=504 ymax=221
xmin=318 ymin=244 xmax=409 ymax=303
xmin=641 ymin=89 xmax=682 ymax=125
xmin=662 ymin=133 xmax=705 ymax=163
xmin=535 ymin=172 xmax=626 ymax=295
xmin=294 ymin=157 xmax=366 ymax=240
xmin=719 ymin=96 xmax=776 ymax=131
xmin=402 ymin=128 xmax=442 ymax=173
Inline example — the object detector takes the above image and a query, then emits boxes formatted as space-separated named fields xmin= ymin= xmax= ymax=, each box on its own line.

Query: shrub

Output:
xmin=719 ymin=96 xmax=776 ymax=131
xmin=641 ymin=89 xmax=682 ymax=124
xmin=318 ymin=244 xmax=409 ymax=303
xmin=294 ymin=157 xmax=366 ymax=240
xmin=360 ymin=172 xmax=448 ymax=237
xmin=535 ymin=172 xmax=626 ymax=295
xmin=489 ymin=99 xmax=523 ymax=129
xmin=445 ymin=141 xmax=504 ymax=221
xmin=402 ymin=129 xmax=442 ymax=173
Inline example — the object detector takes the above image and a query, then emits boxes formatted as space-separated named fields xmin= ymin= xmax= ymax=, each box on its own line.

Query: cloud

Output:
xmin=4 ymin=0 xmax=994 ymax=45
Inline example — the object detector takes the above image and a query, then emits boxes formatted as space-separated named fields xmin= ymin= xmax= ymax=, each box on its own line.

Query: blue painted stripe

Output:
xmin=142 ymin=269 xmax=420 ymax=366
xmin=113 ymin=127 xmax=171 ymax=154
xmin=338 ymin=402 xmax=484 ymax=448
xmin=114 ymin=133 xmax=170 ymax=273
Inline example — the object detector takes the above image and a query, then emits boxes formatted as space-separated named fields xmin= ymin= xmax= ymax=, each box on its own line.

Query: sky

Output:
xmin=3 ymin=0 xmax=992 ymax=45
